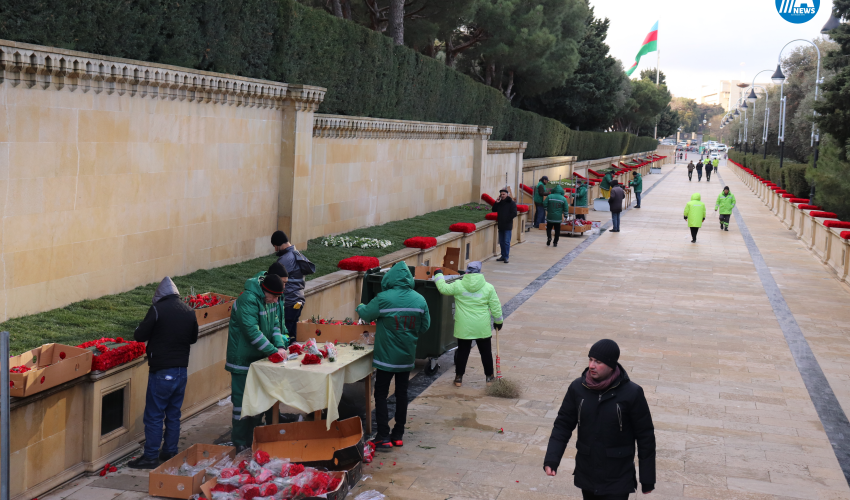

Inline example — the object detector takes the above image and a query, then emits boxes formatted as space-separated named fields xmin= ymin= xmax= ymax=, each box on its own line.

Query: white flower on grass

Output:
xmin=320 ymin=236 xmax=392 ymax=249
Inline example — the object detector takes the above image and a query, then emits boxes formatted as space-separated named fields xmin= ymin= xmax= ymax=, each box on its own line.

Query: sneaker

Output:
xmin=374 ymin=440 xmax=393 ymax=452
xmin=546 ymin=238 xmax=551 ymax=246
xmin=454 ymin=375 xmax=463 ymax=387
xmin=486 ymin=375 xmax=496 ymax=387
xmin=128 ymin=456 xmax=161 ymax=469
xmin=391 ymin=440 xmax=404 ymax=447
xmin=159 ymin=450 xmax=178 ymax=462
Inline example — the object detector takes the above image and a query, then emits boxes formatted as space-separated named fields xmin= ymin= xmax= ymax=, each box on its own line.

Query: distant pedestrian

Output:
xmin=684 ymin=193 xmax=707 ymax=243
xmin=543 ymin=339 xmax=656 ymax=499
xmin=600 ymin=171 xmax=614 ymax=200
xmin=533 ymin=176 xmax=550 ymax=228
xmin=609 ymin=181 xmax=625 ymax=233
xmin=713 ymin=158 xmax=719 ymax=171
xmin=629 ymin=171 xmax=643 ymax=208
xmin=572 ymin=180 xmax=588 ymax=220
xmin=687 ymin=161 xmax=695 ymax=181
xmin=695 ymin=160 xmax=703 ymax=181
xmin=492 ymin=187 xmax=517 ymax=263
xmin=546 ymin=185 xmax=569 ymax=247
xmin=715 ymin=186 xmax=736 ymax=231
xmin=705 ymin=161 xmax=713 ymax=181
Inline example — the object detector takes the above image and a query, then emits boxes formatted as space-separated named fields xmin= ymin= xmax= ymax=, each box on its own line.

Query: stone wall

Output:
xmin=480 ymin=141 xmax=526 ymax=201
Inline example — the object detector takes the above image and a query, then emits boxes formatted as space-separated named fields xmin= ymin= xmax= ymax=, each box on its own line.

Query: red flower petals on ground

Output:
xmin=403 ymin=237 xmax=437 ymax=249
xmin=449 ymin=222 xmax=476 ymax=234
xmin=337 ymin=256 xmax=380 ymax=272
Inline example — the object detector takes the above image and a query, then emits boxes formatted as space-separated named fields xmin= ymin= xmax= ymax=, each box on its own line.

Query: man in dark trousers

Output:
xmin=129 ymin=277 xmax=199 ymax=468
xmin=544 ymin=339 xmax=656 ymax=499
xmin=608 ymin=181 xmax=625 ymax=233
xmin=705 ymin=160 xmax=713 ymax=182
xmin=272 ymin=231 xmax=316 ymax=335
xmin=695 ymin=159 xmax=703 ymax=181
xmin=687 ymin=161 xmax=695 ymax=181
xmin=492 ymin=187 xmax=517 ymax=263
xmin=629 ymin=171 xmax=643 ymax=208
xmin=533 ymin=176 xmax=550 ymax=228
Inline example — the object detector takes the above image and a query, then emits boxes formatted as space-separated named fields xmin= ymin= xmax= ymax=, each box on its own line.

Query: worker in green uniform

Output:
xmin=533 ymin=176 xmax=550 ymax=228
xmin=601 ymin=171 xmax=614 ymax=199
xmin=225 ymin=273 xmax=288 ymax=452
xmin=572 ymin=180 xmax=588 ymax=220
xmin=629 ymin=171 xmax=643 ymax=208
xmin=356 ymin=262 xmax=430 ymax=451
xmin=715 ymin=186 xmax=736 ymax=231
xmin=546 ymin=185 xmax=569 ymax=247
xmin=684 ymin=193 xmax=707 ymax=243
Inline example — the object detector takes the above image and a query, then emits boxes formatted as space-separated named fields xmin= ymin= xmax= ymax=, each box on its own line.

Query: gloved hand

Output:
xmin=434 ymin=269 xmax=442 ymax=275
xmin=684 ymin=216 xmax=688 ymax=220
xmin=494 ymin=322 xmax=503 ymax=331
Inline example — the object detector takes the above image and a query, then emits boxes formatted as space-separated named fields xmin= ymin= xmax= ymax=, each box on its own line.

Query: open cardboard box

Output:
xmin=9 ymin=344 xmax=93 ymax=398
xmin=252 ymin=417 xmax=364 ymax=468
xmin=148 ymin=444 xmax=235 ymax=499
xmin=192 ymin=293 xmax=237 ymax=326
xmin=414 ymin=266 xmax=458 ymax=280
xmin=295 ymin=322 xmax=376 ymax=343
xmin=200 ymin=470 xmax=349 ymax=500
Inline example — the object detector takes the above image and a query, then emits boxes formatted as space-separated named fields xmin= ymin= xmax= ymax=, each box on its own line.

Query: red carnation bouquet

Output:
xmin=337 ymin=256 xmax=380 ymax=272
xmin=403 ymin=237 xmax=437 ymax=249
xmin=485 ymin=213 xmax=498 ymax=221
xmin=517 ymin=204 xmax=529 ymax=213
xmin=481 ymin=193 xmax=496 ymax=206
xmin=449 ymin=222 xmax=476 ymax=234
xmin=810 ymin=211 xmax=837 ymax=218
xmin=182 ymin=293 xmax=226 ymax=309
xmin=824 ymin=221 xmax=850 ymax=229
xmin=77 ymin=338 xmax=147 ymax=372
xmin=798 ymin=204 xmax=821 ymax=210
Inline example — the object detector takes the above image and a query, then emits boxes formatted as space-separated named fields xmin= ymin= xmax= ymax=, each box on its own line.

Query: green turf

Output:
xmin=2 ymin=205 xmax=489 ymax=354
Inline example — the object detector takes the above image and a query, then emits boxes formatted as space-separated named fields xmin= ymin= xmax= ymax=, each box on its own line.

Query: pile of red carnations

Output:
xmin=337 ymin=256 xmax=379 ymax=272
xmin=305 ymin=316 xmax=374 ymax=326
xmin=516 ymin=204 xmax=529 ymax=213
xmin=481 ymin=193 xmax=496 ymax=206
xmin=485 ymin=213 xmax=498 ymax=221
xmin=403 ymin=237 xmax=437 ymax=249
xmin=449 ymin=222 xmax=476 ymax=234
xmin=810 ymin=211 xmax=837 ymax=218
xmin=77 ymin=338 xmax=147 ymax=372
xmin=9 ymin=365 xmax=30 ymax=373
xmin=183 ymin=293 xmax=226 ymax=309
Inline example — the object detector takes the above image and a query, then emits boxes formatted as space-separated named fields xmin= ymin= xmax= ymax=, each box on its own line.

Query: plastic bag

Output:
xmin=266 ymin=458 xmax=290 ymax=476
xmin=325 ymin=343 xmax=337 ymax=362
xmin=216 ymin=472 xmax=254 ymax=487
xmin=272 ymin=476 xmax=295 ymax=489
xmin=210 ymin=492 xmax=240 ymax=500
xmin=178 ymin=456 xmax=217 ymax=476
xmin=281 ymin=463 xmax=305 ymax=477
xmin=253 ymin=468 xmax=275 ymax=484
xmin=303 ymin=339 xmax=321 ymax=356
xmin=163 ymin=467 xmax=179 ymax=476
xmin=246 ymin=460 xmax=265 ymax=477
xmin=206 ymin=456 xmax=234 ymax=477
xmin=354 ymin=491 xmax=387 ymax=500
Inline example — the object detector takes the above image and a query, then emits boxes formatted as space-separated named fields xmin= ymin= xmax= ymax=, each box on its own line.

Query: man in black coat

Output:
xmin=128 ymin=277 xmax=199 ymax=469
xmin=544 ymin=339 xmax=656 ymax=499
xmin=492 ymin=187 xmax=518 ymax=264
xmin=608 ymin=181 xmax=625 ymax=233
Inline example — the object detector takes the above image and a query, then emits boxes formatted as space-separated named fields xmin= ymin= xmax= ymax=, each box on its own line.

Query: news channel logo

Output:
xmin=775 ymin=0 xmax=820 ymax=24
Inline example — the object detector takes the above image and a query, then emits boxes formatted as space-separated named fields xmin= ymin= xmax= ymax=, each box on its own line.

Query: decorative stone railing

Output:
xmin=312 ymin=113 xmax=492 ymax=140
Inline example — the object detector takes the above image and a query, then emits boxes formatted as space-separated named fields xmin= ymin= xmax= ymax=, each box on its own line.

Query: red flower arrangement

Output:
xmin=841 ymin=231 xmax=850 ymax=240
xmin=798 ymin=204 xmax=821 ymax=210
xmin=182 ymin=293 xmax=225 ymax=309
xmin=481 ymin=193 xmax=496 ymax=206
xmin=268 ymin=352 xmax=285 ymax=363
xmin=790 ymin=198 xmax=810 ymax=203
xmin=485 ymin=213 xmax=498 ymax=221
xmin=337 ymin=256 xmax=380 ymax=272
xmin=781 ymin=194 xmax=795 ymax=198
xmin=302 ymin=354 xmax=322 ymax=365
xmin=824 ymin=221 xmax=850 ymax=229
xmin=403 ymin=237 xmax=437 ymax=249
xmin=520 ymin=184 xmax=534 ymax=195
xmin=449 ymin=222 xmax=476 ymax=234
xmin=288 ymin=344 xmax=303 ymax=355
xmin=809 ymin=211 xmax=837 ymax=218
xmin=517 ymin=204 xmax=529 ymax=213
xmin=77 ymin=338 xmax=147 ymax=372
xmin=10 ymin=365 xmax=30 ymax=373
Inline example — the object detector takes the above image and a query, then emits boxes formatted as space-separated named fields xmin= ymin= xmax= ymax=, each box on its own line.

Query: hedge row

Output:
xmin=1 ymin=0 xmax=657 ymax=159
xmin=729 ymin=152 xmax=810 ymax=198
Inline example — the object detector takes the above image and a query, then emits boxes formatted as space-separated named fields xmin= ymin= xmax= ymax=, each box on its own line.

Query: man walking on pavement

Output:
xmin=272 ymin=231 xmax=316 ymax=335
xmin=715 ymin=186 xmax=736 ymax=231
xmin=684 ymin=193 xmax=707 ymax=243
xmin=492 ymin=187 xmax=517 ymax=263
xmin=695 ymin=160 xmax=703 ymax=181
xmin=545 ymin=184 xmax=569 ymax=247
xmin=609 ymin=181 xmax=625 ymax=233
xmin=129 ymin=277 xmax=199 ymax=468
xmin=629 ymin=171 xmax=643 ymax=208
xmin=533 ymin=176 xmax=550 ymax=228
xmin=357 ymin=262 xmax=430 ymax=451
xmin=544 ymin=339 xmax=656 ymax=499
xmin=705 ymin=160 xmax=713 ymax=182
xmin=687 ymin=160 xmax=695 ymax=181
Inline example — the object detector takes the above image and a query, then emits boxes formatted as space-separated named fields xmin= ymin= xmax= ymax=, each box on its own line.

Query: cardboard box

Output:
xmin=200 ymin=471 xmax=349 ymax=500
xmin=253 ymin=417 xmax=364 ymax=468
xmin=192 ymin=293 xmax=237 ymax=326
xmin=149 ymin=444 xmax=235 ymax=499
xmin=414 ymin=266 xmax=457 ymax=280
xmin=9 ymin=344 xmax=93 ymax=398
xmin=443 ymin=247 xmax=461 ymax=270
xmin=296 ymin=323 xmax=377 ymax=343
xmin=537 ymin=223 xmax=591 ymax=233
xmin=569 ymin=206 xmax=589 ymax=214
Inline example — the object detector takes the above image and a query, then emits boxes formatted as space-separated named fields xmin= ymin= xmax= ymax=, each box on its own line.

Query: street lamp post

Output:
xmin=745 ymin=73 xmax=772 ymax=159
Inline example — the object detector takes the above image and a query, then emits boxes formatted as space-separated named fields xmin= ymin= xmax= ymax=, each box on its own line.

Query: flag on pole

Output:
xmin=626 ymin=21 xmax=658 ymax=76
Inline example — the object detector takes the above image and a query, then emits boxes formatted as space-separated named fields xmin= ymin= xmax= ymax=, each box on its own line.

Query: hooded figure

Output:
xmin=546 ymin=185 xmax=569 ymax=247
xmin=715 ymin=187 xmax=736 ymax=231
xmin=684 ymin=193 xmax=707 ymax=243
xmin=435 ymin=262 xmax=504 ymax=388
xmin=129 ymin=277 xmax=199 ymax=469
xmin=356 ymin=262 xmax=430 ymax=450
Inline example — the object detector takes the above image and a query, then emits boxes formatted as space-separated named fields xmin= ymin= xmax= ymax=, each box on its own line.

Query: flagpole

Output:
xmin=654 ymin=48 xmax=660 ymax=139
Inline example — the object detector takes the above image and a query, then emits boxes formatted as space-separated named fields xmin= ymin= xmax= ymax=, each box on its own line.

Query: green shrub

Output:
xmin=784 ymin=163 xmax=810 ymax=198
xmin=0 ymin=0 xmax=656 ymax=159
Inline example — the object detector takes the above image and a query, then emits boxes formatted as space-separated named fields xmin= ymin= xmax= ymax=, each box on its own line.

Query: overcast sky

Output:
xmin=590 ymin=0 xmax=834 ymax=100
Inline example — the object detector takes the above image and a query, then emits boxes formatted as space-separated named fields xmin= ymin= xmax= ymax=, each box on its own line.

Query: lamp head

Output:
xmin=734 ymin=109 xmax=740 ymax=116
xmin=741 ymin=100 xmax=748 ymax=110
xmin=822 ymin=13 xmax=841 ymax=34
xmin=747 ymin=88 xmax=757 ymax=103
xmin=771 ymin=64 xmax=786 ymax=84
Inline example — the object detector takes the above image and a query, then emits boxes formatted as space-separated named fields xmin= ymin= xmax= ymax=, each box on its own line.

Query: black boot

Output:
xmin=546 ymin=238 xmax=551 ymax=246
xmin=128 ymin=455 xmax=161 ymax=469
xmin=159 ymin=450 xmax=178 ymax=462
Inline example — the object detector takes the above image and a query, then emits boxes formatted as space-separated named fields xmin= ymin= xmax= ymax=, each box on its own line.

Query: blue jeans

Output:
xmin=284 ymin=305 xmax=303 ymax=339
xmin=612 ymin=212 xmax=621 ymax=231
xmin=697 ymin=170 xmax=703 ymax=181
xmin=143 ymin=367 xmax=187 ymax=459
xmin=635 ymin=192 xmax=641 ymax=207
xmin=498 ymin=229 xmax=512 ymax=260
xmin=534 ymin=204 xmax=546 ymax=228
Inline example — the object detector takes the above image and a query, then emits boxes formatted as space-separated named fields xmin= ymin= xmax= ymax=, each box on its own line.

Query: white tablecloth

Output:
xmin=241 ymin=345 xmax=373 ymax=429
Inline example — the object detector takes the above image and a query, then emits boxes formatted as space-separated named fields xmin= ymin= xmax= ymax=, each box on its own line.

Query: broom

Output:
xmin=485 ymin=324 xmax=521 ymax=399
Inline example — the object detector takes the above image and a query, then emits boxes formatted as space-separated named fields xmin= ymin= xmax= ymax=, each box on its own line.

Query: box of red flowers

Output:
xmin=149 ymin=443 xmax=235 ymax=499
xmin=9 ymin=343 xmax=92 ymax=398
xmin=183 ymin=293 xmax=237 ymax=326
xmin=295 ymin=317 xmax=376 ymax=343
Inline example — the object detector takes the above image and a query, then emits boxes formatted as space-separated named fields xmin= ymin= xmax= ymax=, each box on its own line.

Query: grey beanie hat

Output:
xmin=465 ymin=261 xmax=482 ymax=274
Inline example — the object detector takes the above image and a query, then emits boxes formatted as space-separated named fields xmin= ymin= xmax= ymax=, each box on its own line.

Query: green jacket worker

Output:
xmin=629 ymin=172 xmax=643 ymax=208
xmin=546 ymin=185 xmax=569 ymax=247
xmin=356 ymin=262 xmax=430 ymax=451
xmin=684 ymin=193 xmax=707 ymax=243
xmin=435 ymin=262 xmax=503 ymax=388
xmin=226 ymin=273 xmax=287 ymax=451
xmin=601 ymin=172 xmax=614 ymax=199
xmin=715 ymin=186 xmax=736 ymax=231
xmin=533 ymin=176 xmax=550 ymax=228
xmin=573 ymin=180 xmax=588 ymax=220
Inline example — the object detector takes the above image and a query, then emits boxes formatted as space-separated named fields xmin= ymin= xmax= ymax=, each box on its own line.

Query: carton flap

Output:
xmin=253 ymin=417 xmax=362 ymax=463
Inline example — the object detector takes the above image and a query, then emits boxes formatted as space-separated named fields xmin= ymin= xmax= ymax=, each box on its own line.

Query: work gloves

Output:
xmin=494 ymin=322 xmax=503 ymax=331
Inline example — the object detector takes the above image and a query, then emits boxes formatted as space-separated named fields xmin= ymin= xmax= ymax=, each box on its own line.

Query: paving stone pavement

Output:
xmin=41 ymin=160 xmax=850 ymax=500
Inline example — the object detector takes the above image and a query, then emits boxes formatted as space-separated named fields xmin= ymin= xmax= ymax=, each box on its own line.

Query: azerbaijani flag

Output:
xmin=626 ymin=21 xmax=658 ymax=76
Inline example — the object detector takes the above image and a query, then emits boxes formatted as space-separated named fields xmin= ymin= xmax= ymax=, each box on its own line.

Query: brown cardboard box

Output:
xmin=295 ymin=323 xmax=377 ymax=343
xmin=569 ymin=206 xmax=589 ymax=214
xmin=148 ymin=444 xmax=235 ymax=499
xmin=200 ymin=471 xmax=349 ymax=500
xmin=443 ymin=247 xmax=461 ymax=270
xmin=252 ymin=417 xmax=364 ymax=468
xmin=192 ymin=293 xmax=237 ymax=326
xmin=9 ymin=344 xmax=93 ymax=398
xmin=413 ymin=266 xmax=457 ymax=280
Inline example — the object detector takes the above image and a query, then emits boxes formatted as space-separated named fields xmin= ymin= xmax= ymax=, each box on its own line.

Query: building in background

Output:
xmin=699 ymin=80 xmax=770 ymax=111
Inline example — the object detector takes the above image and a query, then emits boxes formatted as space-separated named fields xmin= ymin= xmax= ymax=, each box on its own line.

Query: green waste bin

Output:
xmin=361 ymin=266 xmax=458 ymax=375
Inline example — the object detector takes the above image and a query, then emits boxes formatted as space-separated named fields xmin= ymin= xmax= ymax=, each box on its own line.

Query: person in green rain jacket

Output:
xmin=715 ymin=186 xmax=736 ymax=231
xmin=684 ymin=193 xmax=707 ymax=243
xmin=226 ymin=273 xmax=287 ymax=450
xmin=533 ymin=176 xmax=550 ymax=228
xmin=629 ymin=172 xmax=643 ymax=208
xmin=573 ymin=180 xmax=588 ymax=220
xmin=435 ymin=261 xmax=504 ymax=388
xmin=601 ymin=172 xmax=614 ymax=199
xmin=546 ymin=185 xmax=569 ymax=247
xmin=356 ymin=262 xmax=430 ymax=451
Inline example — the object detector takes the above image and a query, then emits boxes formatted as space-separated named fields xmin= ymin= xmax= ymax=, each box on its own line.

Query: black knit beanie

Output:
xmin=268 ymin=262 xmax=289 ymax=279
xmin=261 ymin=274 xmax=284 ymax=296
xmin=271 ymin=231 xmax=289 ymax=246
xmin=588 ymin=339 xmax=620 ymax=369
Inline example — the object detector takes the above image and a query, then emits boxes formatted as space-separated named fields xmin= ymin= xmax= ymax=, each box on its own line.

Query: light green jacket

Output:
xmin=684 ymin=193 xmax=707 ymax=228
xmin=715 ymin=192 xmax=736 ymax=215
xmin=435 ymin=273 xmax=503 ymax=340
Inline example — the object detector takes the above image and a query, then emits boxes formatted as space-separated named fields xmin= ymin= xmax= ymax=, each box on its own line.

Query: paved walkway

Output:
xmin=41 ymin=160 xmax=850 ymax=500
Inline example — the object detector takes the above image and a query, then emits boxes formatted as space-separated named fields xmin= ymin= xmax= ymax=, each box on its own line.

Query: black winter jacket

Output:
xmin=491 ymin=197 xmax=518 ymax=231
xmin=544 ymin=365 xmax=656 ymax=495
xmin=134 ymin=279 xmax=199 ymax=372
xmin=608 ymin=186 xmax=625 ymax=213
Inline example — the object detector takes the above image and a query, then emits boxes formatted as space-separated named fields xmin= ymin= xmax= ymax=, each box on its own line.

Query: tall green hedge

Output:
xmin=728 ymin=152 xmax=810 ymax=198
xmin=1 ymin=0 xmax=656 ymax=159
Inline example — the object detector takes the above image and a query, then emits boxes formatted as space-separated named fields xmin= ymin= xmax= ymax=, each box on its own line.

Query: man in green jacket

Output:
xmin=226 ymin=273 xmax=287 ymax=451
xmin=572 ymin=180 xmax=588 ymax=220
xmin=684 ymin=193 xmax=707 ymax=243
xmin=533 ymin=176 xmax=550 ymax=228
xmin=356 ymin=262 xmax=430 ymax=451
xmin=629 ymin=172 xmax=643 ymax=208
xmin=601 ymin=172 xmax=614 ymax=199
xmin=715 ymin=186 xmax=736 ymax=231
xmin=435 ymin=262 xmax=503 ymax=388
xmin=546 ymin=185 xmax=569 ymax=247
